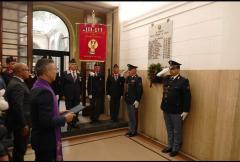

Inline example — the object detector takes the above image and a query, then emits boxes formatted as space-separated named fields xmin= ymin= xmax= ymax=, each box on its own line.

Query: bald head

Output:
xmin=13 ymin=63 xmax=30 ymax=80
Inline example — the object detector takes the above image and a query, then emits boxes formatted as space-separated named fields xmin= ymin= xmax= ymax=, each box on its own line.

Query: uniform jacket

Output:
xmin=106 ymin=73 xmax=125 ymax=99
xmin=61 ymin=70 xmax=82 ymax=98
xmin=161 ymin=75 xmax=191 ymax=114
xmin=124 ymin=75 xmax=143 ymax=105
xmin=5 ymin=77 xmax=30 ymax=129
xmin=87 ymin=73 xmax=105 ymax=97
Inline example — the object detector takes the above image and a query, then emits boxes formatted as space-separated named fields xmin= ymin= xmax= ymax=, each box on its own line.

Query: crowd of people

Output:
xmin=0 ymin=55 xmax=191 ymax=161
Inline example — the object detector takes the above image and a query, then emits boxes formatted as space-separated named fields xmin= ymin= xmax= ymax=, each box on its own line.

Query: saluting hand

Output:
xmin=156 ymin=67 xmax=170 ymax=77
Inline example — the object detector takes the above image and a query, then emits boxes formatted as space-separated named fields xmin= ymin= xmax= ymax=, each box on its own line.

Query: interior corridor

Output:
xmin=23 ymin=128 xmax=193 ymax=161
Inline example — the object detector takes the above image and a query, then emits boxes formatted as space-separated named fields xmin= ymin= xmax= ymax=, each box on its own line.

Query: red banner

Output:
xmin=79 ymin=24 xmax=107 ymax=62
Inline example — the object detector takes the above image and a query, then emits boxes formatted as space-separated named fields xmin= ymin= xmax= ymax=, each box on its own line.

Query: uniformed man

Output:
xmin=2 ymin=56 xmax=16 ymax=86
xmin=61 ymin=59 xmax=83 ymax=129
xmin=87 ymin=62 xmax=105 ymax=123
xmin=106 ymin=64 xmax=125 ymax=122
xmin=156 ymin=60 xmax=191 ymax=157
xmin=124 ymin=64 xmax=143 ymax=137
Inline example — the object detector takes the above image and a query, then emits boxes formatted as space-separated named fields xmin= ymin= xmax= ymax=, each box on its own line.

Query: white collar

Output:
xmin=67 ymin=70 xmax=80 ymax=74
xmin=172 ymin=74 xmax=180 ymax=80
xmin=14 ymin=76 xmax=24 ymax=82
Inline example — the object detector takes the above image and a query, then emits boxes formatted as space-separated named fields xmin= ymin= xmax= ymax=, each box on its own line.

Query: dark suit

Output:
xmin=5 ymin=77 xmax=30 ymax=161
xmin=51 ymin=73 xmax=61 ymax=104
xmin=106 ymin=74 xmax=125 ymax=121
xmin=87 ymin=73 xmax=105 ymax=122
xmin=61 ymin=71 xmax=82 ymax=128
xmin=30 ymin=88 xmax=66 ymax=161
xmin=124 ymin=75 xmax=143 ymax=134
xmin=160 ymin=74 xmax=191 ymax=152
xmin=2 ymin=70 xmax=13 ymax=86
xmin=61 ymin=71 xmax=82 ymax=109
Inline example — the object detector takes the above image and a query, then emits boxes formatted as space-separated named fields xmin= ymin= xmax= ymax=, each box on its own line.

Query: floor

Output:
xmin=24 ymin=128 xmax=193 ymax=161
xmin=59 ymin=101 xmax=111 ymax=132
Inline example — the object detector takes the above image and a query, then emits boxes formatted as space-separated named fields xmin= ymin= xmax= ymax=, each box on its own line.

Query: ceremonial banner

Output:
xmin=79 ymin=24 xmax=107 ymax=62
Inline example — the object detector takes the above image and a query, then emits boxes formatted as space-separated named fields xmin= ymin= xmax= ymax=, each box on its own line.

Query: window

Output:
xmin=1 ymin=1 xmax=32 ymax=67
xmin=33 ymin=11 xmax=69 ymax=51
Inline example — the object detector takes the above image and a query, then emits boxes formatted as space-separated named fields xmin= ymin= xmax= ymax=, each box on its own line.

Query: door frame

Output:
xmin=33 ymin=49 xmax=70 ymax=75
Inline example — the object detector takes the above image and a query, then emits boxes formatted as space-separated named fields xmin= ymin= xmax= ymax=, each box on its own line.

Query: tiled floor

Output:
xmin=24 ymin=128 xmax=193 ymax=161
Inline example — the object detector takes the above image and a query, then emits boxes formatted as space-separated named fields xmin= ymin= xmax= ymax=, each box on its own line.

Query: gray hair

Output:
xmin=35 ymin=58 xmax=54 ymax=77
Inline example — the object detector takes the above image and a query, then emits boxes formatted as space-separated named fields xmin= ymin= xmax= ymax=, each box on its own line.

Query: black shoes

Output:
xmin=125 ymin=132 xmax=137 ymax=137
xmin=170 ymin=151 xmax=178 ymax=157
xmin=125 ymin=132 xmax=130 ymax=136
xmin=90 ymin=120 xmax=100 ymax=124
xmin=161 ymin=147 xmax=172 ymax=153
xmin=162 ymin=147 xmax=178 ymax=157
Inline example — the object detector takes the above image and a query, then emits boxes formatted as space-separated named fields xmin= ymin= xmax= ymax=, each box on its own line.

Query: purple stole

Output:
xmin=32 ymin=78 xmax=63 ymax=161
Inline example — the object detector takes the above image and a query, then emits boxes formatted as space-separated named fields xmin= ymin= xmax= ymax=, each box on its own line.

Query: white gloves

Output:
xmin=120 ymin=69 xmax=129 ymax=78
xmin=89 ymin=72 xmax=95 ymax=76
xmin=181 ymin=112 xmax=188 ymax=121
xmin=0 ymin=89 xmax=9 ymax=111
xmin=156 ymin=67 xmax=170 ymax=77
xmin=133 ymin=101 xmax=139 ymax=109
xmin=107 ymin=95 xmax=111 ymax=101
xmin=88 ymin=95 xmax=92 ymax=99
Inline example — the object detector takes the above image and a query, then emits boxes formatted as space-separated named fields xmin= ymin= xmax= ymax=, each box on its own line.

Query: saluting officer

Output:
xmin=87 ymin=62 xmax=105 ymax=123
xmin=106 ymin=64 xmax=125 ymax=122
xmin=61 ymin=59 xmax=82 ymax=129
xmin=156 ymin=60 xmax=191 ymax=157
xmin=124 ymin=64 xmax=143 ymax=137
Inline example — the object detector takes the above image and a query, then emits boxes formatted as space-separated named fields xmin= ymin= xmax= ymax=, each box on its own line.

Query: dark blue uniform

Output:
xmin=87 ymin=73 xmax=105 ymax=122
xmin=160 ymin=74 xmax=191 ymax=153
xmin=124 ymin=75 xmax=143 ymax=135
xmin=106 ymin=74 xmax=125 ymax=122
xmin=161 ymin=75 xmax=191 ymax=114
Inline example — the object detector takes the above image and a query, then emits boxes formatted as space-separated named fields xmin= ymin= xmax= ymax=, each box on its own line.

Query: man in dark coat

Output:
xmin=87 ymin=62 xmax=105 ymax=123
xmin=106 ymin=64 xmax=125 ymax=122
xmin=2 ymin=56 xmax=16 ymax=86
xmin=61 ymin=59 xmax=82 ymax=129
xmin=5 ymin=63 xmax=31 ymax=161
xmin=30 ymin=58 xmax=75 ymax=161
xmin=124 ymin=64 xmax=143 ymax=137
xmin=156 ymin=60 xmax=191 ymax=157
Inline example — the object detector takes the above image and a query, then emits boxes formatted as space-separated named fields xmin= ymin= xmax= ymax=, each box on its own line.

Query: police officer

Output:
xmin=124 ymin=64 xmax=143 ymax=137
xmin=106 ymin=64 xmax=125 ymax=122
xmin=156 ymin=60 xmax=191 ymax=157
xmin=87 ymin=62 xmax=105 ymax=123
xmin=61 ymin=59 xmax=82 ymax=129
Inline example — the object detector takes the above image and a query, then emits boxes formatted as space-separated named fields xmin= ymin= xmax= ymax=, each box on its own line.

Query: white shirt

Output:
xmin=171 ymin=74 xmax=180 ymax=80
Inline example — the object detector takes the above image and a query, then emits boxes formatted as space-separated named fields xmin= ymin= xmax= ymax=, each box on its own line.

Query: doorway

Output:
xmin=32 ymin=49 xmax=69 ymax=76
